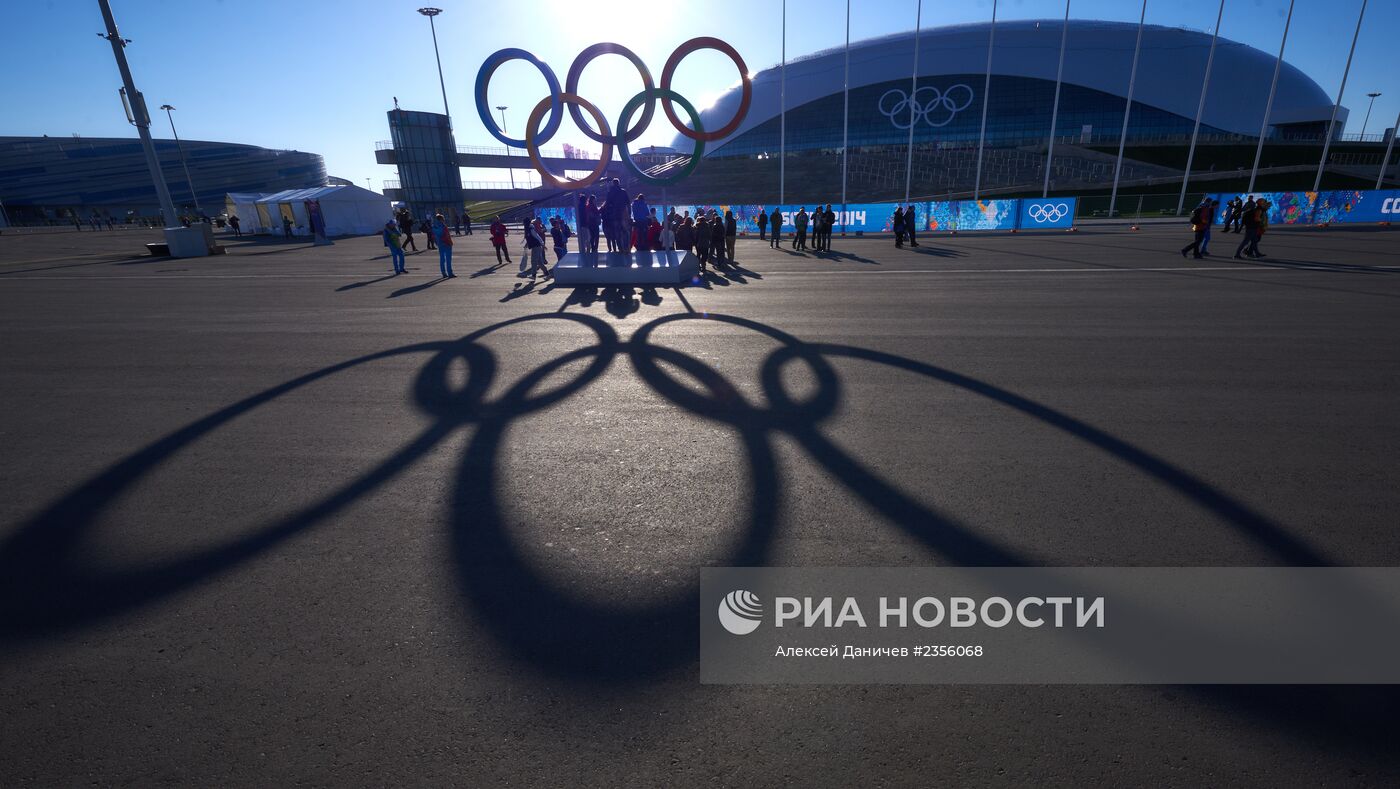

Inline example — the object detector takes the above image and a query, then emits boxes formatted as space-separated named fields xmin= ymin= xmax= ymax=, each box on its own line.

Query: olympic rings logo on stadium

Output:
xmin=878 ymin=84 xmax=975 ymax=130
xmin=474 ymin=39 xmax=752 ymax=191
xmin=1027 ymin=203 xmax=1070 ymax=223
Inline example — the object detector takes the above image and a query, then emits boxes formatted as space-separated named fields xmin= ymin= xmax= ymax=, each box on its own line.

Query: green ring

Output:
xmin=616 ymin=87 xmax=704 ymax=187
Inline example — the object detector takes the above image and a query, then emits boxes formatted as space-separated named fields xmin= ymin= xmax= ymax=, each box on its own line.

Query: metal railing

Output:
xmin=375 ymin=139 xmax=602 ymax=160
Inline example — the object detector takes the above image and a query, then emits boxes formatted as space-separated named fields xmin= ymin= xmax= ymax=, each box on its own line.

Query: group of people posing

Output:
xmin=1181 ymin=195 xmax=1273 ymax=260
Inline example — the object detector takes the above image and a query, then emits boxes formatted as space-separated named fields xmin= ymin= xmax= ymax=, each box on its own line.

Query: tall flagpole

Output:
xmin=1313 ymin=0 xmax=1367 ymax=192
xmin=1379 ymin=110 xmax=1400 ymax=190
xmin=780 ymin=0 xmax=786 ymax=206
xmin=904 ymin=0 xmax=923 ymax=205
xmin=1043 ymin=0 xmax=1071 ymax=198
xmin=1110 ymin=0 xmax=1146 ymax=220
xmin=1177 ymin=0 xmax=1225 ymax=215
xmin=973 ymin=0 xmax=997 ymax=202
xmin=1248 ymin=0 xmax=1295 ymax=195
xmin=841 ymin=0 xmax=850 ymax=232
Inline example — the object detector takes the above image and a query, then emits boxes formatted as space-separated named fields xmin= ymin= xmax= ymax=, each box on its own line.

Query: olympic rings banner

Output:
xmin=531 ymin=198 xmax=1077 ymax=234
xmin=474 ymin=39 xmax=752 ymax=191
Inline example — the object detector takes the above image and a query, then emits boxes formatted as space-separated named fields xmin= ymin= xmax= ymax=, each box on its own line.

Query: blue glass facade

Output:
xmin=0 ymin=136 xmax=325 ymax=221
xmin=387 ymin=110 xmax=463 ymax=216
xmin=714 ymin=75 xmax=1232 ymax=159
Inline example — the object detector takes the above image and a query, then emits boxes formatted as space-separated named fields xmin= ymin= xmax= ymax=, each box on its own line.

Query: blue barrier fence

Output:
xmin=534 ymin=197 xmax=1078 ymax=234
xmin=1207 ymin=189 xmax=1400 ymax=227
xmin=531 ymin=189 xmax=1398 ymax=234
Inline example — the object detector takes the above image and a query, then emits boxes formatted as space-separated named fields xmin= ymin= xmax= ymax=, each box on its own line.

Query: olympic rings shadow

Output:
xmin=0 ymin=312 xmax=1343 ymax=687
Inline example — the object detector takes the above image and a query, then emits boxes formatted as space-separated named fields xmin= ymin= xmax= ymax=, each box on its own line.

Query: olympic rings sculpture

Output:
xmin=475 ymin=38 xmax=752 ymax=190
xmin=878 ymin=84 xmax=975 ymax=129
xmin=1027 ymin=203 xmax=1070 ymax=223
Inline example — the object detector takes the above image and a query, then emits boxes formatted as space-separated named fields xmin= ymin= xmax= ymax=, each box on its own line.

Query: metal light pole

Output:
xmin=417 ymin=8 xmax=451 ymax=125
xmin=840 ymin=0 xmax=850 ymax=232
xmin=1043 ymin=1 xmax=1071 ymax=198
xmin=973 ymin=0 xmax=998 ymax=202
xmin=1313 ymin=0 xmax=1367 ymax=192
xmin=904 ymin=0 xmax=923 ymax=205
xmin=1379 ymin=109 xmax=1400 ymax=190
xmin=1248 ymin=0 xmax=1295 ymax=195
xmin=96 ymin=0 xmax=176 ymax=228
xmin=780 ymin=0 xmax=786 ymax=206
xmin=1359 ymin=92 xmax=1381 ymax=137
xmin=496 ymin=106 xmax=515 ymax=189
xmin=159 ymin=105 xmax=199 ymax=214
xmin=1177 ymin=0 xmax=1225 ymax=216
xmin=1110 ymin=0 xmax=1147 ymax=220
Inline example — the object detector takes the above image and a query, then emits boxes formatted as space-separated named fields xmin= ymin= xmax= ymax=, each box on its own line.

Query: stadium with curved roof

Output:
xmin=681 ymin=20 xmax=1341 ymax=158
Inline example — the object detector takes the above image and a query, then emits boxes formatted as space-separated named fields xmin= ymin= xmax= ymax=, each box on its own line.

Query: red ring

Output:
xmin=659 ymin=37 xmax=752 ymax=142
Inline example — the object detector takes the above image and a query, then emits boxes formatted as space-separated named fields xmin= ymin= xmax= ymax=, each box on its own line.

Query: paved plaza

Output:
xmin=1 ymin=225 xmax=1399 ymax=785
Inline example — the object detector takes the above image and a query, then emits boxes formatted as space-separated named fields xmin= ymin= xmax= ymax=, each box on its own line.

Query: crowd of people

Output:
xmin=1180 ymin=195 xmax=1273 ymax=260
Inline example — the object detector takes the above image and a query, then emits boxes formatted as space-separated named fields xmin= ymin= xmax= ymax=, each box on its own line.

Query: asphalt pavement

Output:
xmin=1 ymin=224 xmax=1398 ymax=786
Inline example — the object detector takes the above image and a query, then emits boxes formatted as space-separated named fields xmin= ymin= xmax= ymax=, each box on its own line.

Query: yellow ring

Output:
xmin=526 ymin=93 xmax=613 ymax=191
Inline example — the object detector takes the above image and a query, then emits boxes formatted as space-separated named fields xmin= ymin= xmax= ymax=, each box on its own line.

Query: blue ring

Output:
xmin=474 ymin=48 xmax=562 ymax=147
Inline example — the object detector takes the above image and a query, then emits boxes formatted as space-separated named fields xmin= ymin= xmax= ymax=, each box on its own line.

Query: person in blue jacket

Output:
xmin=631 ymin=194 xmax=650 ymax=251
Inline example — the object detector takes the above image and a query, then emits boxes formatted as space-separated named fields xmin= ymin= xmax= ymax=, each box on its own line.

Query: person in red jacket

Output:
xmin=489 ymin=216 xmax=511 ymax=265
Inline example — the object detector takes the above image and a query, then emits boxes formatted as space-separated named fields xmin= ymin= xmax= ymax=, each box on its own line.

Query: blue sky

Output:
xmin=2 ymin=0 xmax=1395 ymax=191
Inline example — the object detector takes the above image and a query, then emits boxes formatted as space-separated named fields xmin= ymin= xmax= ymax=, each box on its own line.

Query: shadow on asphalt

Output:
xmin=388 ymin=277 xmax=448 ymax=298
xmin=0 ymin=311 xmax=1396 ymax=759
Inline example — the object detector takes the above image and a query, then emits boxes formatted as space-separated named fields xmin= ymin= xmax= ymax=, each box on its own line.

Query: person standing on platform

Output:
xmin=757 ymin=207 xmax=768 ymax=241
xmin=383 ymin=221 xmax=407 ymax=274
xmin=489 ymin=216 xmax=512 ymax=265
xmin=576 ymin=193 xmax=591 ymax=253
xmin=724 ymin=209 xmax=737 ymax=261
xmin=769 ymin=207 xmax=783 ymax=248
xmin=659 ymin=216 xmax=676 ymax=251
xmin=677 ymin=216 xmax=695 ymax=255
xmin=905 ymin=204 xmax=920 ymax=247
xmin=432 ymin=214 xmax=454 ymax=277
xmin=603 ymin=178 xmax=628 ymax=252
xmin=631 ymin=194 xmax=651 ymax=251
xmin=586 ymin=195 xmax=602 ymax=253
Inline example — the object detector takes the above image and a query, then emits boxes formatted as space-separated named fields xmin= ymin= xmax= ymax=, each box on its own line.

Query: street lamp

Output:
xmin=497 ymin=105 xmax=515 ymax=189
xmin=159 ymin=104 xmax=200 ymax=215
xmin=1360 ymin=92 xmax=1382 ymax=138
xmin=417 ymin=8 xmax=451 ymax=125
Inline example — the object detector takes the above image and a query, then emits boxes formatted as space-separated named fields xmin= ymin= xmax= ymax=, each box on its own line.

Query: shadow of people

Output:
xmin=388 ymin=277 xmax=447 ymax=298
xmin=337 ymin=273 xmax=401 ymax=292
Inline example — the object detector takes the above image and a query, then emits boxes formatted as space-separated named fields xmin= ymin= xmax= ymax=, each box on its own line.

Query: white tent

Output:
xmin=250 ymin=185 xmax=390 ymax=237
xmin=224 ymin=192 xmax=267 ymax=233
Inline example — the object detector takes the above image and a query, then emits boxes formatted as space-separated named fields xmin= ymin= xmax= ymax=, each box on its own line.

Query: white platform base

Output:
xmin=163 ymin=226 xmax=210 ymax=258
xmin=553 ymin=250 xmax=698 ymax=286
